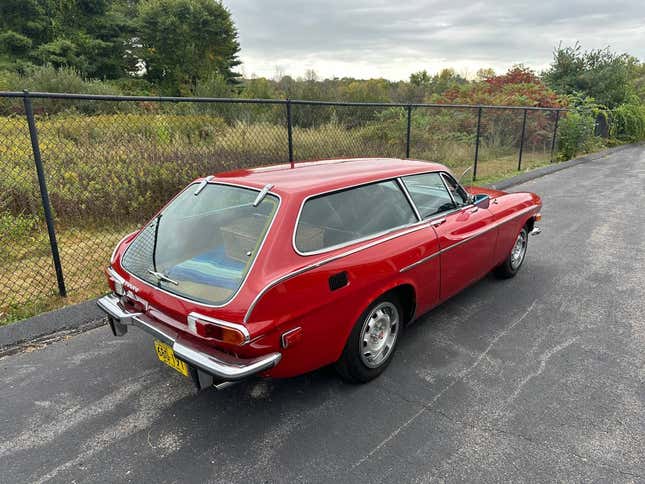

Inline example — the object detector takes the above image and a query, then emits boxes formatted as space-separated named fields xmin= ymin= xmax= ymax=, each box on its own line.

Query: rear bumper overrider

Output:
xmin=97 ymin=294 xmax=281 ymax=389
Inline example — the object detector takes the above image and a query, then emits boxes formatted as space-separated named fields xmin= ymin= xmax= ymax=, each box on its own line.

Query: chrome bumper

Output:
xmin=97 ymin=294 xmax=281 ymax=387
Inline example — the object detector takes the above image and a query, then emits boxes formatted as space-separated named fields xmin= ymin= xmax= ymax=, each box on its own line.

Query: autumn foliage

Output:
xmin=437 ymin=66 xmax=564 ymax=109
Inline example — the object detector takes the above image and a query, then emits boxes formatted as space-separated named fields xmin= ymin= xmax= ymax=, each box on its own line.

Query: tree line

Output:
xmin=0 ymin=0 xmax=240 ymax=94
xmin=1 ymin=1 xmax=644 ymax=144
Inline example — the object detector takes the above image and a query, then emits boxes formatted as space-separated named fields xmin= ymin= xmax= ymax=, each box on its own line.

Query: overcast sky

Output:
xmin=227 ymin=0 xmax=645 ymax=80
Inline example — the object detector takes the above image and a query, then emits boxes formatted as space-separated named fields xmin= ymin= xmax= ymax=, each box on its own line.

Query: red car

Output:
xmin=98 ymin=158 xmax=542 ymax=389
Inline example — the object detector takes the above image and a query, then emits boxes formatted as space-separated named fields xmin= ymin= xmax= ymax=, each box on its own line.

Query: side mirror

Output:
xmin=472 ymin=193 xmax=490 ymax=206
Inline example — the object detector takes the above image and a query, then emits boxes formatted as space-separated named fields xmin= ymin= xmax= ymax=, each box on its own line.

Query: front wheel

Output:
xmin=494 ymin=227 xmax=528 ymax=279
xmin=335 ymin=295 xmax=403 ymax=383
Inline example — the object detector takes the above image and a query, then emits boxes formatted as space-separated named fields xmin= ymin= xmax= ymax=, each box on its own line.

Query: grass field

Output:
xmin=0 ymin=107 xmax=562 ymax=324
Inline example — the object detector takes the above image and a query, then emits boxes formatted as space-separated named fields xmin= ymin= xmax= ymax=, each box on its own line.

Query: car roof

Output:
xmin=212 ymin=158 xmax=448 ymax=196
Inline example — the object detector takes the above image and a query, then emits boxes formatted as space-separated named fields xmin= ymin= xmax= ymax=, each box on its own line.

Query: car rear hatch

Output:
xmin=116 ymin=181 xmax=279 ymax=330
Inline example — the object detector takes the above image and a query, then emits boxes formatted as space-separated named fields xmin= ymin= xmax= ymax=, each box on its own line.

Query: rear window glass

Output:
xmin=121 ymin=183 xmax=278 ymax=305
xmin=295 ymin=180 xmax=417 ymax=253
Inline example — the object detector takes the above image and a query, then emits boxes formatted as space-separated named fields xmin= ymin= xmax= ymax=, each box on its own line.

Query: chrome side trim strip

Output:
xmin=244 ymin=222 xmax=430 ymax=323
xmin=400 ymin=206 xmax=537 ymax=273
xmin=430 ymin=217 xmax=446 ymax=227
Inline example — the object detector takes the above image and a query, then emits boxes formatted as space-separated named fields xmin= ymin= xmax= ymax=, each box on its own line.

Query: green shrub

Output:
xmin=611 ymin=103 xmax=645 ymax=141
xmin=0 ymin=213 xmax=39 ymax=239
xmin=558 ymin=111 xmax=597 ymax=159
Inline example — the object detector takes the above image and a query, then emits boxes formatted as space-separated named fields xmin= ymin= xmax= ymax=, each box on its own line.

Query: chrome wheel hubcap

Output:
xmin=359 ymin=302 xmax=399 ymax=368
xmin=510 ymin=230 xmax=527 ymax=270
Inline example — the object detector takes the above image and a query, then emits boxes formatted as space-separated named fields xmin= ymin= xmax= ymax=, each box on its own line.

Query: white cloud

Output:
xmin=227 ymin=0 xmax=645 ymax=80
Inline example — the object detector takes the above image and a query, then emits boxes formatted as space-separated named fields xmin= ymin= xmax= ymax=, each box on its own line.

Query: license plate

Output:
xmin=154 ymin=340 xmax=188 ymax=377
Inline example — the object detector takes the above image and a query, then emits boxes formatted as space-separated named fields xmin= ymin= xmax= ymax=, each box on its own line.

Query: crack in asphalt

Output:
xmin=425 ymin=407 xmax=645 ymax=481
xmin=350 ymin=300 xmax=537 ymax=470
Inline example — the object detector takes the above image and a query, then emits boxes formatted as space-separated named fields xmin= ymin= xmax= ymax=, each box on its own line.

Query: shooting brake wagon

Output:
xmin=97 ymin=158 xmax=542 ymax=389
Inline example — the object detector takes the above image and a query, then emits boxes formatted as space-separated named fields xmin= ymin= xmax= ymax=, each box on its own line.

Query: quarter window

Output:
xmin=401 ymin=172 xmax=456 ymax=218
xmin=295 ymin=180 xmax=417 ymax=253
xmin=441 ymin=173 xmax=470 ymax=206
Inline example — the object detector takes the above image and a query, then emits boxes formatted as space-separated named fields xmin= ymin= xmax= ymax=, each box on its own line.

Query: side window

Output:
xmin=295 ymin=180 xmax=418 ymax=253
xmin=401 ymin=172 xmax=455 ymax=218
xmin=441 ymin=173 xmax=470 ymax=206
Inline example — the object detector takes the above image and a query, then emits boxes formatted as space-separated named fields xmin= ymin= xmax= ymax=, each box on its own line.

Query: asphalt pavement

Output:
xmin=1 ymin=145 xmax=644 ymax=483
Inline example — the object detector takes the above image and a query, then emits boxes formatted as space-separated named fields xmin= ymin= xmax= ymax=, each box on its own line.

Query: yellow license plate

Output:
xmin=154 ymin=340 xmax=189 ymax=377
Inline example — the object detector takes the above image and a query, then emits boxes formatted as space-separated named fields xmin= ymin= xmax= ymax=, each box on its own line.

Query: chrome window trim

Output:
xmin=187 ymin=311 xmax=251 ymax=344
xmin=396 ymin=177 xmax=422 ymax=221
xmin=439 ymin=172 xmax=459 ymax=207
xmin=399 ymin=170 xmax=474 ymax=220
xmin=120 ymin=180 xmax=282 ymax=310
xmin=441 ymin=172 xmax=470 ymax=206
xmin=111 ymin=231 xmax=137 ymax=264
xmin=292 ymin=175 xmax=425 ymax=257
xmin=245 ymin=221 xmax=431 ymax=323
xmin=400 ymin=205 xmax=536 ymax=272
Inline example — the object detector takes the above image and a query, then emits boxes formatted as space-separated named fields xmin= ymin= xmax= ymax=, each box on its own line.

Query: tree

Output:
xmin=409 ymin=70 xmax=431 ymax=87
xmin=0 ymin=0 xmax=135 ymax=78
xmin=137 ymin=0 xmax=241 ymax=94
xmin=543 ymin=42 xmax=637 ymax=108
xmin=476 ymin=68 xmax=496 ymax=81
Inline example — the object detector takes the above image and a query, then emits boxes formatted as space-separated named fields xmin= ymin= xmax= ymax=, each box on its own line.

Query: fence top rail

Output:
xmin=0 ymin=90 xmax=568 ymax=112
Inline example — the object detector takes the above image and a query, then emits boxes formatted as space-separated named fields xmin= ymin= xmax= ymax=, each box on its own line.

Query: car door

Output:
xmin=401 ymin=172 xmax=497 ymax=301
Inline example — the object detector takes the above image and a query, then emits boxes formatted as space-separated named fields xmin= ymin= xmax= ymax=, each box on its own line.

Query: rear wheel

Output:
xmin=335 ymin=295 xmax=403 ymax=383
xmin=494 ymin=227 xmax=528 ymax=278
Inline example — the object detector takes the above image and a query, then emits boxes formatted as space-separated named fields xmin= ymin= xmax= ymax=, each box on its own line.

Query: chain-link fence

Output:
xmin=0 ymin=91 xmax=566 ymax=323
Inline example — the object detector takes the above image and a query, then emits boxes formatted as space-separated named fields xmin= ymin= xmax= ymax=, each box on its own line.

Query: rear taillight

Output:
xmin=187 ymin=313 xmax=249 ymax=346
xmin=106 ymin=266 xmax=125 ymax=295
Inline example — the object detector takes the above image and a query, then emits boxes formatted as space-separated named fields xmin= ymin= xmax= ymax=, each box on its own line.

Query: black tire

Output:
xmin=335 ymin=294 xmax=403 ymax=383
xmin=494 ymin=226 xmax=529 ymax=279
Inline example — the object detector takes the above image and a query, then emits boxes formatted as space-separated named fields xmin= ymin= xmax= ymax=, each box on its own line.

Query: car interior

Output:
xmin=122 ymin=197 xmax=276 ymax=304
xmin=295 ymin=180 xmax=417 ymax=252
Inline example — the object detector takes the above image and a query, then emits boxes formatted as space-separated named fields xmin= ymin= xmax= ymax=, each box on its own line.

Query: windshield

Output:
xmin=121 ymin=183 xmax=278 ymax=305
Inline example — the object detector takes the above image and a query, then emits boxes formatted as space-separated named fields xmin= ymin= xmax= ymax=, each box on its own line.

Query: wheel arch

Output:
xmin=382 ymin=283 xmax=417 ymax=325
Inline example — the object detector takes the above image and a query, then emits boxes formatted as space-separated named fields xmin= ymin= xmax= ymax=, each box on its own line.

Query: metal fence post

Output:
xmin=550 ymin=110 xmax=560 ymax=163
xmin=405 ymin=104 xmax=412 ymax=158
xmin=286 ymin=99 xmax=294 ymax=168
xmin=23 ymin=90 xmax=67 ymax=297
xmin=473 ymin=107 xmax=482 ymax=181
xmin=518 ymin=108 xmax=528 ymax=171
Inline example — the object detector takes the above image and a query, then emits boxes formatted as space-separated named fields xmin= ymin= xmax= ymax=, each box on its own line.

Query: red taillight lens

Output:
xmin=105 ymin=266 xmax=125 ymax=295
xmin=187 ymin=314 xmax=248 ymax=345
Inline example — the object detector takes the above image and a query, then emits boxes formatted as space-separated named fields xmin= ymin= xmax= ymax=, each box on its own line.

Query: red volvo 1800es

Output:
xmin=98 ymin=158 xmax=542 ymax=389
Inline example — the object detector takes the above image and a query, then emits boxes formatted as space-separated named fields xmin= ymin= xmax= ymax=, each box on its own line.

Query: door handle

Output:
xmin=430 ymin=218 xmax=446 ymax=227
xmin=468 ymin=207 xmax=479 ymax=213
